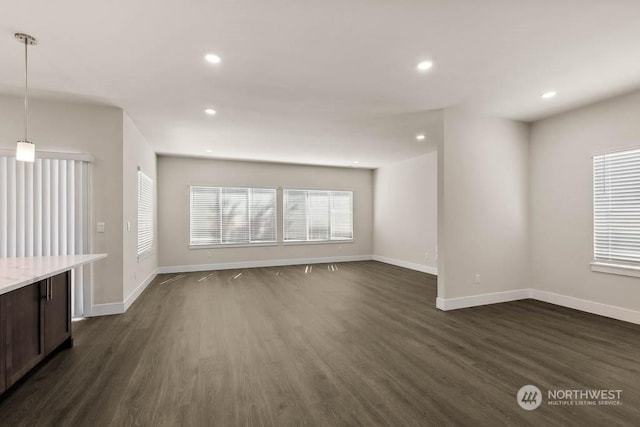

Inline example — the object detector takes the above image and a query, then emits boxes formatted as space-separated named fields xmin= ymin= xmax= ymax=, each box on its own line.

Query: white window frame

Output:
xmin=137 ymin=168 xmax=154 ymax=260
xmin=189 ymin=186 xmax=278 ymax=249
xmin=282 ymin=189 xmax=354 ymax=245
xmin=591 ymin=147 xmax=640 ymax=277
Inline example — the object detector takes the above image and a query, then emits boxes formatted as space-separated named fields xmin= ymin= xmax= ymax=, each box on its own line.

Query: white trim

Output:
xmin=84 ymin=162 xmax=95 ymax=318
xmin=84 ymin=258 xmax=640 ymax=325
xmin=124 ymin=269 xmax=158 ymax=311
xmin=591 ymin=144 xmax=640 ymax=157
xmin=137 ymin=251 xmax=153 ymax=262
xmin=87 ymin=269 xmax=158 ymax=317
xmin=436 ymin=289 xmax=530 ymax=311
xmin=590 ymin=261 xmax=640 ymax=278
xmin=282 ymin=239 xmax=354 ymax=246
xmin=530 ymin=289 xmax=640 ymax=325
xmin=158 ymin=255 xmax=372 ymax=274
xmin=190 ymin=242 xmax=278 ymax=250
xmin=436 ymin=288 xmax=640 ymax=326
xmin=88 ymin=302 xmax=124 ymax=317
xmin=0 ymin=149 xmax=94 ymax=162
xmin=372 ymin=255 xmax=438 ymax=275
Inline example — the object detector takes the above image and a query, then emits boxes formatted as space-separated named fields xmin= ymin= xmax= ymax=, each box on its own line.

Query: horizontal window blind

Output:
xmin=137 ymin=170 xmax=154 ymax=257
xmin=283 ymin=190 xmax=307 ymax=241
xmin=190 ymin=186 xmax=276 ymax=246
xmin=594 ymin=147 xmax=640 ymax=264
xmin=283 ymin=189 xmax=353 ymax=242
xmin=250 ymin=188 xmax=278 ymax=243
xmin=331 ymin=191 xmax=353 ymax=240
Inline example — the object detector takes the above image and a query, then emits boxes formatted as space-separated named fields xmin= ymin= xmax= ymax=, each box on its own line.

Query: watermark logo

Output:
xmin=517 ymin=385 xmax=542 ymax=410
xmin=547 ymin=389 xmax=622 ymax=407
xmin=517 ymin=385 xmax=623 ymax=410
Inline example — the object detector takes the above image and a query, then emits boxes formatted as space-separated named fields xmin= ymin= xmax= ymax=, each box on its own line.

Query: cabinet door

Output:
xmin=4 ymin=282 xmax=45 ymax=386
xmin=44 ymin=272 xmax=71 ymax=353
xmin=0 ymin=297 xmax=5 ymax=393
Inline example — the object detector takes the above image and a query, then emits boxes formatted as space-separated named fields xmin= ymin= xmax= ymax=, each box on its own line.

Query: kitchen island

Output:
xmin=0 ymin=254 xmax=107 ymax=395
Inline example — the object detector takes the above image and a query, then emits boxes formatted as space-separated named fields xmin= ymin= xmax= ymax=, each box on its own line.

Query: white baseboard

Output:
xmin=88 ymin=302 xmax=124 ymax=317
xmin=530 ymin=289 xmax=640 ymax=325
xmin=372 ymin=255 xmax=438 ymax=275
xmin=437 ymin=288 xmax=640 ymax=325
xmin=158 ymin=255 xmax=373 ymax=274
xmin=88 ymin=269 xmax=158 ymax=317
xmin=124 ymin=269 xmax=158 ymax=311
xmin=436 ymin=289 xmax=530 ymax=311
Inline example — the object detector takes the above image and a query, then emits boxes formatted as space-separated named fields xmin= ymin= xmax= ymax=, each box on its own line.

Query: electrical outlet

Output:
xmin=97 ymin=222 xmax=105 ymax=233
xmin=425 ymin=252 xmax=430 ymax=260
xmin=475 ymin=274 xmax=481 ymax=284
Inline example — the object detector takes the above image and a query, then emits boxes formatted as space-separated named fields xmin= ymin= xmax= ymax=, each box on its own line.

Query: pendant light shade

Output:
xmin=16 ymin=141 xmax=35 ymax=162
xmin=15 ymin=33 xmax=38 ymax=163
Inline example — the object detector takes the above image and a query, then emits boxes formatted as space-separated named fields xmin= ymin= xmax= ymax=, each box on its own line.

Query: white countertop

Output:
xmin=0 ymin=254 xmax=108 ymax=296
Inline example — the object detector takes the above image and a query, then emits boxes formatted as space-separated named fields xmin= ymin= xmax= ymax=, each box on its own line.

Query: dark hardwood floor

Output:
xmin=0 ymin=261 xmax=639 ymax=426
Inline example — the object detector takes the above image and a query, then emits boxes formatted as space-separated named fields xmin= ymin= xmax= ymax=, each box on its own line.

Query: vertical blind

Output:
xmin=190 ymin=186 xmax=277 ymax=246
xmin=0 ymin=155 xmax=90 ymax=317
xmin=594 ymin=147 xmax=640 ymax=264
xmin=137 ymin=170 xmax=153 ymax=257
xmin=283 ymin=189 xmax=353 ymax=242
xmin=0 ymin=156 xmax=89 ymax=258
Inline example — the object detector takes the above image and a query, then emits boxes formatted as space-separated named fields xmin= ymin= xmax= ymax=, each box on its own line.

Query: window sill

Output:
xmin=190 ymin=242 xmax=278 ymax=250
xmin=137 ymin=251 xmax=153 ymax=263
xmin=590 ymin=261 xmax=640 ymax=278
xmin=282 ymin=239 xmax=354 ymax=246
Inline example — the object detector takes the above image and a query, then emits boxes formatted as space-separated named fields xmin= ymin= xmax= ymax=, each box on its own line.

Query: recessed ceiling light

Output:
xmin=204 ymin=53 xmax=221 ymax=64
xmin=541 ymin=91 xmax=557 ymax=99
xmin=416 ymin=134 xmax=426 ymax=141
xmin=205 ymin=108 xmax=217 ymax=115
xmin=417 ymin=60 xmax=433 ymax=72
xmin=205 ymin=149 xmax=214 ymax=153
xmin=353 ymin=160 xmax=360 ymax=164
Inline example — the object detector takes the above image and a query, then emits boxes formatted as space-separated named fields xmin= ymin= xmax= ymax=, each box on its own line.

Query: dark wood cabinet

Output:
xmin=44 ymin=272 xmax=71 ymax=354
xmin=0 ymin=271 xmax=72 ymax=394
xmin=0 ymin=299 xmax=5 ymax=393
xmin=3 ymin=281 xmax=45 ymax=387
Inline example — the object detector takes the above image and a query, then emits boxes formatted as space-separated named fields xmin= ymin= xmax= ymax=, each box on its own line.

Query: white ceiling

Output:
xmin=2 ymin=0 xmax=640 ymax=168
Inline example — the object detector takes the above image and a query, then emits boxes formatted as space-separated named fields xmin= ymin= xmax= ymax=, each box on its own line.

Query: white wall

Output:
xmin=438 ymin=107 xmax=529 ymax=301
xmin=122 ymin=112 xmax=158 ymax=305
xmin=373 ymin=151 xmax=438 ymax=273
xmin=0 ymin=94 xmax=124 ymax=305
xmin=158 ymin=156 xmax=373 ymax=269
xmin=530 ymin=89 xmax=640 ymax=312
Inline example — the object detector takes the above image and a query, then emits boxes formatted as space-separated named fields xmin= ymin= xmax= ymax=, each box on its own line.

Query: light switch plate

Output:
xmin=97 ymin=222 xmax=105 ymax=233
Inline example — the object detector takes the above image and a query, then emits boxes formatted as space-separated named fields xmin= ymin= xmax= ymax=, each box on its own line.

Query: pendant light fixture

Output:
xmin=15 ymin=33 xmax=38 ymax=163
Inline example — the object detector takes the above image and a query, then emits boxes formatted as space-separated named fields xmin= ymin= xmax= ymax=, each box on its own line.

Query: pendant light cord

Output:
xmin=24 ymin=37 xmax=28 ymax=142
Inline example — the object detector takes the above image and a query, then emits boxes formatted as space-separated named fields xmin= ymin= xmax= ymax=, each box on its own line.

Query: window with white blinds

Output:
xmin=190 ymin=186 xmax=277 ymax=246
xmin=137 ymin=170 xmax=154 ymax=258
xmin=594 ymin=147 xmax=640 ymax=265
xmin=283 ymin=189 xmax=353 ymax=242
xmin=0 ymin=156 xmax=89 ymax=257
xmin=0 ymin=155 xmax=91 ymax=318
